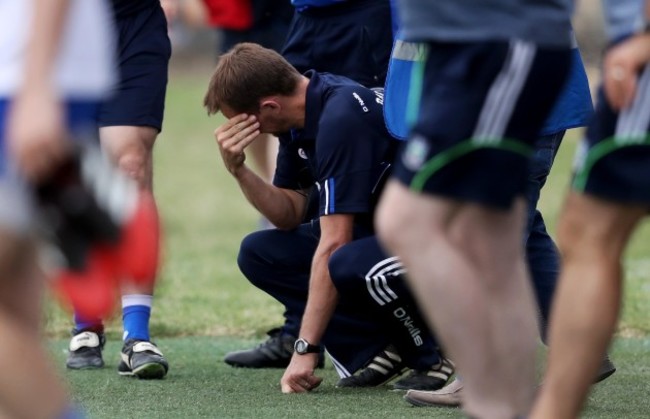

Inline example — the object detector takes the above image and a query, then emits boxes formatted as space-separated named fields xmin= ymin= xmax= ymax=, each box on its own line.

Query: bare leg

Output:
xmin=100 ymin=125 xmax=158 ymax=296
xmin=531 ymin=193 xmax=645 ymax=419
xmin=376 ymin=181 xmax=539 ymax=419
xmin=0 ymin=230 xmax=70 ymax=419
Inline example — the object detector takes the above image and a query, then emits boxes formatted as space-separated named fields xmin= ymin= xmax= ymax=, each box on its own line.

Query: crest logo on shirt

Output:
xmin=402 ymin=135 xmax=429 ymax=171
xmin=298 ymin=148 xmax=308 ymax=160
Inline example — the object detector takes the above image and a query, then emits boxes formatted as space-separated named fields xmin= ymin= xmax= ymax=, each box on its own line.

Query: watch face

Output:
xmin=295 ymin=339 xmax=307 ymax=354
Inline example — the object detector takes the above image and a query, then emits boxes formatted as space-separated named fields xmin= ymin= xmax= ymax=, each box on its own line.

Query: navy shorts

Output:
xmin=392 ymin=41 xmax=571 ymax=209
xmin=572 ymin=64 xmax=650 ymax=204
xmin=98 ymin=3 xmax=171 ymax=131
xmin=281 ymin=0 xmax=393 ymax=88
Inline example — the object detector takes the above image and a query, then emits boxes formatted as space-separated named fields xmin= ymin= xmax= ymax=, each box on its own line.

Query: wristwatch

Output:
xmin=294 ymin=338 xmax=321 ymax=355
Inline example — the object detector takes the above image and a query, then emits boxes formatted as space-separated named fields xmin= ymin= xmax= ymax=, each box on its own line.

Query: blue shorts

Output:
xmin=0 ymin=99 xmax=100 ymax=232
xmin=281 ymin=0 xmax=393 ymax=88
xmin=572 ymin=65 xmax=650 ymax=204
xmin=98 ymin=3 xmax=171 ymax=131
xmin=391 ymin=41 xmax=571 ymax=209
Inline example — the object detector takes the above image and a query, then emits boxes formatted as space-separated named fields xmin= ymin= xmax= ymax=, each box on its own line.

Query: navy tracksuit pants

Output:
xmin=237 ymin=220 xmax=440 ymax=376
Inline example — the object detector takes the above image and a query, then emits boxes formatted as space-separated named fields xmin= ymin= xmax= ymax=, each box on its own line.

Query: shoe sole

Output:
xmin=66 ymin=363 xmax=104 ymax=370
xmin=118 ymin=362 xmax=167 ymax=379
xmin=133 ymin=362 xmax=167 ymax=379
xmin=66 ymin=358 xmax=105 ymax=370
xmin=594 ymin=366 xmax=616 ymax=384
xmin=404 ymin=394 xmax=460 ymax=408
xmin=392 ymin=381 xmax=447 ymax=392
xmin=224 ymin=360 xmax=290 ymax=369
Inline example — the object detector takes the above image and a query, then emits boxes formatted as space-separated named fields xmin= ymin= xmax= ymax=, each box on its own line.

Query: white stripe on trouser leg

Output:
xmin=329 ymin=354 xmax=351 ymax=378
xmin=365 ymin=258 xmax=403 ymax=305
xmin=474 ymin=40 xmax=536 ymax=143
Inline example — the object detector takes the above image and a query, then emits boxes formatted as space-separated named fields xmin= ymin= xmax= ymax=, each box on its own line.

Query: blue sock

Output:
xmin=73 ymin=313 xmax=103 ymax=333
xmin=122 ymin=294 xmax=152 ymax=341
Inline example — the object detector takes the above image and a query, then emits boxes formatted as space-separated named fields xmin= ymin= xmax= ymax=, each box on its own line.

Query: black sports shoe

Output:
xmin=66 ymin=329 xmax=106 ymax=369
xmin=595 ymin=355 xmax=616 ymax=383
xmin=392 ymin=357 xmax=455 ymax=391
xmin=224 ymin=328 xmax=325 ymax=368
xmin=336 ymin=345 xmax=406 ymax=388
xmin=118 ymin=339 xmax=168 ymax=379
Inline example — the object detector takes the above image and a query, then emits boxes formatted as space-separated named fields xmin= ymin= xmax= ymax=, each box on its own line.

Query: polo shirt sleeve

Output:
xmin=272 ymin=133 xmax=313 ymax=191
xmin=315 ymin=88 xmax=387 ymax=217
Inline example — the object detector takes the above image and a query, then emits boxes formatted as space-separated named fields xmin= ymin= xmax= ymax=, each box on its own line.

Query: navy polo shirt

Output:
xmin=274 ymin=71 xmax=398 ymax=229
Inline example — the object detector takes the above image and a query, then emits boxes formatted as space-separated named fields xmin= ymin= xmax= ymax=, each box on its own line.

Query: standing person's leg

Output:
xmin=66 ymin=3 xmax=171 ymax=378
xmin=0 ymin=117 xmax=70 ymax=419
xmin=0 ymin=229 xmax=72 ymax=419
xmin=380 ymin=192 xmax=539 ymax=418
xmin=532 ymin=69 xmax=650 ymax=417
xmin=524 ymin=133 xmax=563 ymax=335
xmin=0 ymin=99 xmax=99 ymax=419
xmin=531 ymin=195 xmax=643 ymax=419
xmin=376 ymin=41 xmax=571 ymax=418
xmin=99 ymin=125 xmax=169 ymax=379
xmin=403 ymin=132 xmax=566 ymax=408
xmin=528 ymin=132 xmax=616 ymax=381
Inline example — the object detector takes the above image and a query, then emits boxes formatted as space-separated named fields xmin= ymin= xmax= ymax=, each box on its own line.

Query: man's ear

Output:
xmin=260 ymin=99 xmax=281 ymax=114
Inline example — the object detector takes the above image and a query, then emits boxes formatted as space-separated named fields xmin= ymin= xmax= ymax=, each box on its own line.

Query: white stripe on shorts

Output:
xmin=474 ymin=40 xmax=537 ymax=144
xmin=615 ymin=65 xmax=650 ymax=143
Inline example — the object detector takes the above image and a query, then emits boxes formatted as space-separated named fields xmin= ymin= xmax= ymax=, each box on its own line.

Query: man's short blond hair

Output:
xmin=203 ymin=42 xmax=302 ymax=115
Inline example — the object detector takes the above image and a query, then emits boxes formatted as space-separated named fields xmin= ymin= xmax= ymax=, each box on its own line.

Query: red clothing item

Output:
xmin=203 ymin=0 xmax=253 ymax=30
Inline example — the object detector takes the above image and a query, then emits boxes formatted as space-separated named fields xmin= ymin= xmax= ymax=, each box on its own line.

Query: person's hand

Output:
xmin=603 ymin=33 xmax=650 ymax=111
xmin=214 ymin=114 xmax=260 ymax=177
xmin=8 ymin=85 xmax=70 ymax=183
xmin=280 ymin=353 xmax=323 ymax=393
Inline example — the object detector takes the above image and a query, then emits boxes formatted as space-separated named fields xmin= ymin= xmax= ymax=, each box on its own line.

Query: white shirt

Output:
xmin=0 ymin=0 xmax=115 ymax=99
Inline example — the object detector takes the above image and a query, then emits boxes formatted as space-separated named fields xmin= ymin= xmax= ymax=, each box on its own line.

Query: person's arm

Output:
xmin=8 ymin=0 xmax=72 ymax=183
xmin=603 ymin=0 xmax=650 ymax=111
xmin=214 ymin=113 xmax=307 ymax=229
xmin=280 ymin=213 xmax=354 ymax=393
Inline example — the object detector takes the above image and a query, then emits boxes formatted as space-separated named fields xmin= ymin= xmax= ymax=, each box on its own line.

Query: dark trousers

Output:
xmin=525 ymin=131 xmax=565 ymax=341
xmin=281 ymin=0 xmax=393 ymax=88
xmin=237 ymin=220 xmax=439 ymax=375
